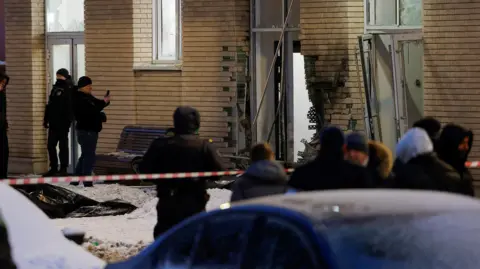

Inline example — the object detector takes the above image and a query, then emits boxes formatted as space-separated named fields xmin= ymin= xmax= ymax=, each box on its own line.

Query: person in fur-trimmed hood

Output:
xmin=367 ymin=140 xmax=394 ymax=187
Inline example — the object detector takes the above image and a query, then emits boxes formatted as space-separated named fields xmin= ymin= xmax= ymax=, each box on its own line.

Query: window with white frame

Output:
xmin=365 ymin=0 xmax=422 ymax=28
xmin=153 ymin=0 xmax=181 ymax=61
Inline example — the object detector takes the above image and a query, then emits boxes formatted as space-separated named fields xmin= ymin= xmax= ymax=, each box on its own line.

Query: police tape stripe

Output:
xmin=466 ymin=161 xmax=480 ymax=168
xmin=4 ymin=169 xmax=296 ymax=186
xmin=4 ymin=162 xmax=478 ymax=186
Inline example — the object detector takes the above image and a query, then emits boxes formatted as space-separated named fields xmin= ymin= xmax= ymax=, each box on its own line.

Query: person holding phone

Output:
xmin=73 ymin=76 xmax=110 ymax=186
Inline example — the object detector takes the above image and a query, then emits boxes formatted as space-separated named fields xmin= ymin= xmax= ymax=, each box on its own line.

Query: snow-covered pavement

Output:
xmin=52 ymin=184 xmax=232 ymax=262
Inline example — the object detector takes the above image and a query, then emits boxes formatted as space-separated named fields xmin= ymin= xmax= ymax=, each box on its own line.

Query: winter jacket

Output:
xmin=0 ymin=73 xmax=9 ymax=130
xmin=230 ymin=160 xmax=288 ymax=202
xmin=391 ymin=128 xmax=466 ymax=195
xmin=437 ymin=124 xmax=475 ymax=196
xmin=73 ymin=91 xmax=109 ymax=133
xmin=367 ymin=141 xmax=393 ymax=187
xmin=139 ymin=106 xmax=226 ymax=238
xmin=0 ymin=213 xmax=16 ymax=269
xmin=288 ymin=127 xmax=373 ymax=191
xmin=44 ymin=79 xmax=74 ymax=131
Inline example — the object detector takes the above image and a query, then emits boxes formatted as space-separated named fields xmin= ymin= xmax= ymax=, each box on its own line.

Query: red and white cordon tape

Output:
xmin=4 ymin=169 xmax=296 ymax=186
xmin=466 ymin=162 xmax=480 ymax=168
xmin=4 ymin=162 xmax=479 ymax=186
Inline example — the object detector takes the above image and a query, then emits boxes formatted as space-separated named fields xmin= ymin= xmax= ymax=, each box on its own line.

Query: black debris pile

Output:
xmin=13 ymin=184 xmax=137 ymax=219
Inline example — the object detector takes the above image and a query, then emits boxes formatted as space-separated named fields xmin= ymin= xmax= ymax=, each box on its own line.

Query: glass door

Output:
xmin=392 ymin=34 xmax=424 ymax=138
xmin=47 ymin=37 xmax=84 ymax=173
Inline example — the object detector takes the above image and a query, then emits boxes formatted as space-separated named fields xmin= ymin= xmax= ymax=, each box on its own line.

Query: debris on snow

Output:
xmin=83 ymin=237 xmax=148 ymax=263
xmin=59 ymin=183 xmax=155 ymax=207
xmin=54 ymin=186 xmax=232 ymax=262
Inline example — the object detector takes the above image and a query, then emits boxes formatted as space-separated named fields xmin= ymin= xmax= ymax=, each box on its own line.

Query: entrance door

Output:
xmin=392 ymin=34 xmax=424 ymax=138
xmin=47 ymin=36 xmax=84 ymax=173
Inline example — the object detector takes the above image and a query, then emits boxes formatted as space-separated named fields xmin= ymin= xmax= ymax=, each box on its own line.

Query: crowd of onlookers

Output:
xmin=230 ymin=117 xmax=475 ymax=201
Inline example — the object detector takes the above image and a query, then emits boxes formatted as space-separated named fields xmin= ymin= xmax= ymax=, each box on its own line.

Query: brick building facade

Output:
xmin=2 ymin=0 xmax=480 ymax=177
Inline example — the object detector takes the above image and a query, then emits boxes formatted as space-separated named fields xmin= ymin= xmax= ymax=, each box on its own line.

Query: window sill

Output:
xmin=133 ymin=63 xmax=182 ymax=71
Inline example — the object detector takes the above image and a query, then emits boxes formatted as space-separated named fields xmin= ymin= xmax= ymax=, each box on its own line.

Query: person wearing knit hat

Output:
xmin=43 ymin=68 xmax=75 ymax=177
xmin=345 ymin=132 xmax=369 ymax=167
xmin=288 ymin=126 xmax=373 ymax=191
xmin=72 ymin=76 xmax=110 ymax=186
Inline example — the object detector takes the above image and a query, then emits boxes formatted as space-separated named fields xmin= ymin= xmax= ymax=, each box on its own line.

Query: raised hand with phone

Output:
xmin=104 ymin=90 xmax=111 ymax=104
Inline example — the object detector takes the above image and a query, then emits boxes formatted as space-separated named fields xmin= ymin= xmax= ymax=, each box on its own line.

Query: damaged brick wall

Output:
xmin=300 ymin=0 xmax=364 ymax=132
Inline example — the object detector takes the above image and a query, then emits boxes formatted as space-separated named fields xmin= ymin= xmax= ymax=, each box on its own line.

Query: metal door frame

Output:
xmin=46 ymin=35 xmax=84 ymax=173
xmin=391 ymin=33 xmax=423 ymax=139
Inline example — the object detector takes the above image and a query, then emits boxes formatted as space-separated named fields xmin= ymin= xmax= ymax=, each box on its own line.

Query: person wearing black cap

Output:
xmin=139 ymin=106 xmax=225 ymax=238
xmin=43 ymin=68 xmax=75 ymax=176
xmin=73 ymin=76 xmax=110 ymax=186
xmin=413 ymin=117 xmax=442 ymax=150
xmin=0 ymin=72 xmax=9 ymax=179
xmin=288 ymin=126 xmax=373 ymax=191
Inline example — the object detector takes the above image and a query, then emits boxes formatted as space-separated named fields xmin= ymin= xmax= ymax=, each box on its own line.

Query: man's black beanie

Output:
xmin=77 ymin=76 xmax=92 ymax=89
xmin=320 ymin=126 xmax=345 ymax=152
xmin=56 ymin=68 xmax=70 ymax=79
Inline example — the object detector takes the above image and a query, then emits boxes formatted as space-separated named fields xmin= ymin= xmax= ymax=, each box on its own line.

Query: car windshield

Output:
xmin=314 ymin=211 xmax=480 ymax=269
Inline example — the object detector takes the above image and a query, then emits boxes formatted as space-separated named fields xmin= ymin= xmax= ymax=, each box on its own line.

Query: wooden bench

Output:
xmin=93 ymin=126 xmax=173 ymax=176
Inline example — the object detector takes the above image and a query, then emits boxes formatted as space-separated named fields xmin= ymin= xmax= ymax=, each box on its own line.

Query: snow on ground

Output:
xmin=58 ymin=183 xmax=155 ymax=207
xmin=53 ymin=184 xmax=232 ymax=262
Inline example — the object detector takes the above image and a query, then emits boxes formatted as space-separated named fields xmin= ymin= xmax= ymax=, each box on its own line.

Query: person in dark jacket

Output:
xmin=0 ymin=72 xmax=9 ymax=179
xmin=230 ymin=143 xmax=287 ymax=202
xmin=392 ymin=127 xmax=466 ymax=194
xmin=288 ymin=126 xmax=373 ymax=191
xmin=437 ymin=124 xmax=475 ymax=196
xmin=344 ymin=132 xmax=393 ymax=187
xmin=43 ymin=68 xmax=75 ymax=176
xmin=73 ymin=76 xmax=110 ymax=185
xmin=413 ymin=117 xmax=442 ymax=150
xmin=0 ymin=213 xmax=16 ymax=269
xmin=344 ymin=132 xmax=370 ymax=167
xmin=139 ymin=106 xmax=226 ymax=238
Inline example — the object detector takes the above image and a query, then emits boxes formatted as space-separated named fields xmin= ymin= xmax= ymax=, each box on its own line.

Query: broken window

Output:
xmin=46 ymin=0 xmax=84 ymax=32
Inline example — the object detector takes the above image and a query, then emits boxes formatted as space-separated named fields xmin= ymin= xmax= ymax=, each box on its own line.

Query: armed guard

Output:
xmin=43 ymin=68 xmax=74 ymax=176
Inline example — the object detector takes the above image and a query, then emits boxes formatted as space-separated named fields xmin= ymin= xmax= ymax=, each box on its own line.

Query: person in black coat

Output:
xmin=139 ymin=106 xmax=226 ymax=238
xmin=392 ymin=127 xmax=466 ymax=195
xmin=230 ymin=143 xmax=287 ymax=202
xmin=0 ymin=213 xmax=16 ymax=269
xmin=43 ymin=68 xmax=75 ymax=176
xmin=288 ymin=126 xmax=373 ymax=191
xmin=73 ymin=76 xmax=110 ymax=185
xmin=0 ymin=72 xmax=9 ymax=179
xmin=437 ymin=124 xmax=475 ymax=196
xmin=413 ymin=117 xmax=442 ymax=149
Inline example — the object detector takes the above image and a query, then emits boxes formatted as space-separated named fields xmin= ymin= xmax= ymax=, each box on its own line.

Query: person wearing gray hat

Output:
xmin=345 ymin=132 xmax=370 ymax=167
